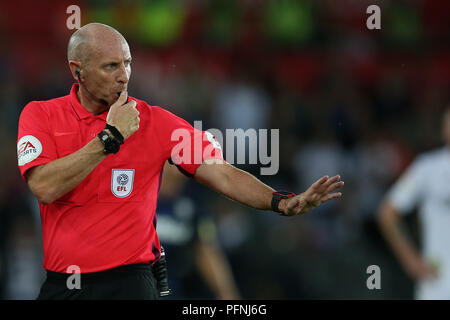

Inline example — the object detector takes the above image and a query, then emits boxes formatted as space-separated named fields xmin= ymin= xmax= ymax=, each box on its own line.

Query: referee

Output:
xmin=16 ymin=23 xmax=344 ymax=300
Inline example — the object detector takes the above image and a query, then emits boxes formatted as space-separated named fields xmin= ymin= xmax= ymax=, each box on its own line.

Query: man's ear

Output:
xmin=69 ymin=61 xmax=82 ymax=81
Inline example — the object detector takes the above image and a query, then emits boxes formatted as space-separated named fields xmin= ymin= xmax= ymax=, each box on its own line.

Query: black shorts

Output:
xmin=36 ymin=263 xmax=159 ymax=300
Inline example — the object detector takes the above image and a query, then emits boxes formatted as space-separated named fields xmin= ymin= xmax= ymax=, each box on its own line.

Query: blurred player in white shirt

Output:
xmin=377 ymin=108 xmax=450 ymax=300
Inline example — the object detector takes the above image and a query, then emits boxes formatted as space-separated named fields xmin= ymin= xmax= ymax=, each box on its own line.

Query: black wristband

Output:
xmin=105 ymin=123 xmax=124 ymax=144
xmin=98 ymin=130 xmax=122 ymax=154
xmin=271 ymin=191 xmax=296 ymax=215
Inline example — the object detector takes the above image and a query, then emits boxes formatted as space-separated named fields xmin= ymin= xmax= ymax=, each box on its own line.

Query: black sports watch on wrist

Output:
xmin=98 ymin=130 xmax=122 ymax=154
xmin=105 ymin=123 xmax=124 ymax=144
xmin=271 ymin=191 xmax=296 ymax=215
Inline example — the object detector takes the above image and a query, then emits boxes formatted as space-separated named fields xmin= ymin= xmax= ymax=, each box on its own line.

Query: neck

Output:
xmin=77 ymin=85 xmax=109 ymax=116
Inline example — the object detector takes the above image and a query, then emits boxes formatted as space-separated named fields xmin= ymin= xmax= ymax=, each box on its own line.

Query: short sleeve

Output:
xmin=387 ymin=156 xmax=428 ymax=214
xmin=151 ymin=106 xmax=223 ymax=177
xmin=17 ymin=101 xmax=58 ymax=181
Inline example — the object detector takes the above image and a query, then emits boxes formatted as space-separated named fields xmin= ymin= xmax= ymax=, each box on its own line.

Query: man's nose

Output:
xmin=117 ymin=63 xmax=129 ymax=84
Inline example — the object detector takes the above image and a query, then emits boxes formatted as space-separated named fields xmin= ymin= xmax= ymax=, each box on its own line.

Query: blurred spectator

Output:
xmin=377 ymin=108 xmax=450 ymax=300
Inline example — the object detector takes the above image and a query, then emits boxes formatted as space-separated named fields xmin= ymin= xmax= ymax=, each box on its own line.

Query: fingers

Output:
xmin=325 ymin=181 xmax=344 ymax=194
xmin=308 ymin=174 xmax=344 ymax=201
xmin=322 ymin=192 xmax=342 ymax=202
xmin=311 ymin=175 xmax=329 ymax=189
xmin=322 ymin=175 xmax=341 ymax=188
xmin=128 ymin=99 xmax=137 ymax=108
xmin=285 ymin=174 xmax=344 ymax=215
xmin=310 ymin=174 xmax=343 ymax=192
xmin=126 ymin=100 xmax=139 ymax=116
xmin=120 ymin=98 xmax=138 ymax=116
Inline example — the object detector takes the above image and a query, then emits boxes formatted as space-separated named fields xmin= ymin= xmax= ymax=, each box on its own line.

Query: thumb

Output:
xmin=112 ymin=90 xmax=128 ymax=108
xmin=286 ymin=196 xmax=300 ymax=211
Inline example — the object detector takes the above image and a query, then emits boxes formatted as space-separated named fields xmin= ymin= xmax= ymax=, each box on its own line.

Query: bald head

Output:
xmin=67 ymin=23 xmax=128 ymax=65
xmin=67 ymin=23 xmax=132 ymax=110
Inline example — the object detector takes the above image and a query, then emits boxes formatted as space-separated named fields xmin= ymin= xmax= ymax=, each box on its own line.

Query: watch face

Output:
xmin=107 ymin=138 xmax=121 ymax=154
xmin=98 ymin=130 xmax=121 ymax=154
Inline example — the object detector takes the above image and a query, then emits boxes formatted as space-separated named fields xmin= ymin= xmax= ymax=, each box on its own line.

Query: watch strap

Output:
xmin=271 ymin=191 xmax=296 ymax=215
xmin=98 ymin=130 xmax=121 ymax=154
xmin=105 ymin=123 xmax=124 ymax=144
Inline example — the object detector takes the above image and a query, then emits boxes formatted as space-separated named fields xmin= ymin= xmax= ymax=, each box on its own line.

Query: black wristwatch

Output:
xmin=105 ymin=123 xmax=124 ymax=144
xmin=271 ymin=191 xmax=296 ymax=215
xmin=97 ymin=130 xmax=122 ymax=154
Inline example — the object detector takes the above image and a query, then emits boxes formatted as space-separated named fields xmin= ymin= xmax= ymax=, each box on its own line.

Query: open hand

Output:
xmin=280 ymin=175 xmax=344 ymax=216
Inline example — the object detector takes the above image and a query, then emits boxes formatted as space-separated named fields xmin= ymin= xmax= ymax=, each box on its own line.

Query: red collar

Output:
xmin=69 ymin=83 xmax=108 ymax=121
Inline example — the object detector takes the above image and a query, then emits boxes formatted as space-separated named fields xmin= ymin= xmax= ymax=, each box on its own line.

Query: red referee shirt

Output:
xmin=17 ymin=83 xmax=223 ymax=273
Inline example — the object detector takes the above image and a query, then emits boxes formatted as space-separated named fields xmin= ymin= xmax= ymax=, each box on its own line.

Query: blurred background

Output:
xmin=0 ymin=0 xmax=449 ymax=299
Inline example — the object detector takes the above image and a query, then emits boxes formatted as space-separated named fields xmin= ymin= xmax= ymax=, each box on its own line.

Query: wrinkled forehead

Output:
xmin=88 ymin=33 xmax=131 ymax=64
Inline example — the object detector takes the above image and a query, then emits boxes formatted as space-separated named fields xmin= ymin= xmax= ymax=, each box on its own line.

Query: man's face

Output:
xmin=82 ymin=36 xmax=131 ymax=106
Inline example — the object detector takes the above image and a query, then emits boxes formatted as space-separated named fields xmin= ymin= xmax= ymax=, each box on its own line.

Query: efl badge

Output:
xmin=17 ymin=135 xmax=42 ymax=166
xmin=111 ymin=169 xmax=135 ymax=198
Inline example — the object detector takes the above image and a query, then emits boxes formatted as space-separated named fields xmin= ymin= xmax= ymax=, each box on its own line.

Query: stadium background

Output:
xmin=0 ymin=0 xmax=449 ymax=299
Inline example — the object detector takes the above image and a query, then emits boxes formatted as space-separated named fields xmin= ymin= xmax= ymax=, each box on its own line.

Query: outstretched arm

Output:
xmin=194 ymin=160 xmax=344 ymax=216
